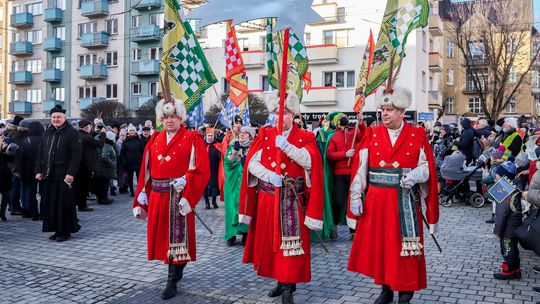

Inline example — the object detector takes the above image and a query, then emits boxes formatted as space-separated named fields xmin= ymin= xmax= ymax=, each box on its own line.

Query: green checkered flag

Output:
xmin=266 ymin=18 xmax=279 ymax=90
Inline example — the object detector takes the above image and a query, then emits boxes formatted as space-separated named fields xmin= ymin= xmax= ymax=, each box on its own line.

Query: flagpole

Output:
xmin=273 ymin=27 xmax=290 ymax=252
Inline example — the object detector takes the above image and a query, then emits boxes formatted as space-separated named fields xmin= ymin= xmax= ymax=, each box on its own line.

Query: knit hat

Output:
xmin=490 ymin=145 xmax=506 ymax=160
xmin=240 ymin=126 xmax=255 ymax=139
xmin=496 ymin=160 xmax=517 ymax=180
xmin=127 ymin=124 xmax=137 ymax=132
xmin=106 ymin=131 xmax=116 ymax=142
xmin=119 ymin=129 xmax=127 ymax=137
xmin=78 ymin=119 xmax=93 ymax=129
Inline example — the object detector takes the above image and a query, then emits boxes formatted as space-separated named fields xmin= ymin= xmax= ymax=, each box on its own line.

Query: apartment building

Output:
xmin=0 ymin=0 xmax=7 ymax=119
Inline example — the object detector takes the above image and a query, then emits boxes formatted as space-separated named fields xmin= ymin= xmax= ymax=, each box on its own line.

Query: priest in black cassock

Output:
xmin=36 ymin=105 xmax=82 ymax=242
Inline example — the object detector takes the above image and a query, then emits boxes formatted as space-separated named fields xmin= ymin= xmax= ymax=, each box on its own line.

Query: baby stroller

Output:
xmin=439 ymin=153 xmax=485 ymax=208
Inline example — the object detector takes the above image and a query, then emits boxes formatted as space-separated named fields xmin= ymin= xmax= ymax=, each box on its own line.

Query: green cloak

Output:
xmin=314 ymin=128 xmax=336 ymax=241
xmin=223 ymin=145 xmax=249 ymax=240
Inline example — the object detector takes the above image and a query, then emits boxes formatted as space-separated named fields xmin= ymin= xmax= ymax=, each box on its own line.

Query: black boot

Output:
xmin=212 ymin=197 xmax=218 ymax=209
xmin=485 ymin=213 xmax=495 ymax=224
xmin=398 ymin=291 xmax=414 ymax=304
xmin=161 ymin=263 xmax=185 ymax=300
xmin=0 ymin=199 xmax=7 ymax=222
xmin=227 ymin=236 xmax=236 ymax=246
xmin=268 ymin=282 xmax=296 ymax=298
xmin=241 ymin=232 xmax=247 ymax=246
xmin=374 ymin=285 xmax=394 ymax=304
xmin=281 ymin=283 xmax=295 ymax=304
xmin=205 ymin=197 xmax=211 ymax=210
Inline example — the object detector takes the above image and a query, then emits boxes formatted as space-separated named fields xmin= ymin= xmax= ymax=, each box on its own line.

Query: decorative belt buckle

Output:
xmin=379 ymin=160 xmax=386 ymax=167
xmin=392 ymin=161 xmax=400 ymax=168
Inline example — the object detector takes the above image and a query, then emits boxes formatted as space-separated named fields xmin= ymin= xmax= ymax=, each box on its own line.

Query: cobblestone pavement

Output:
xmin=1 ymin=194 xmax=540 ymax=304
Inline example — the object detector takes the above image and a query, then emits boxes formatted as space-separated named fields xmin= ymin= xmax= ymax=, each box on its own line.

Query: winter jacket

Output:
xmin=476 ymin=126 xmax=492 ymax=139
xmin=19 ymin=121 xmax=44 ymax=182
xmin=94 ymin=141 xmax=117 ymax=179
xmin=326 ymin=126 xmax=364 ymax=175
xmin=527 ymin=169 xmax=540 ymax=208
xmin=206 ymin=142 xmax=222 ymax=187
xmin=455 ymin=118 xmax=476 ymax=163
xmin=36 ymin=122 xmax=82 ymax=181
xmin=494 ymin=190 xmax=522 ymax=238
xmin=501 ymin=130 xmax=523 ymax=159
xmin=0 ymin=146 xmax=14 ymax=192
xmin=120 ymin=135 xmax=143 ymax=171
xmin=79 ymin=129 xmax=105 ymax=173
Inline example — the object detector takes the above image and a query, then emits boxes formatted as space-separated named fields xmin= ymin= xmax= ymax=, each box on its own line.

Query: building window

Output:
xmin=78 ymin=86 xmax=97 ymax=99
xmin=106 ymin=84 xmax=118 ymax=99
xmin=78 ymin=22 xmax=98 ymax=39
xmin=445 ymin=97 xmax=455 ymax=114
xmin=12 ymin=5 xmax=21 ymax=14
xmin=24 ymin=59 xmax=42 ymax=73
xmin=26 ymin=89 xmax=41 ymax=103
xmin=132 ymin=49 xmax=141 ymax=61
xmin=507 ymin=37 xmax=518 ymax=54
xmin=149 ymin=47 xmax=161 ymax=60
xmin=422 ymin=31 xmax=427 ymax=52
xmin=508 ymin=66 xmax=517 ymax=83
xmin=25 ymin=30 xmax=42 ymax=45
xmin=53 ymin=57 xmax=65 ymax=71
xmin=304 ymin=32 xmax=311 ymax=46
xmin=323 ymin=71 xmax=355 ymax=88
xmin=261 ymin=75 xmax=271 ymax=91
xmin=25 ymin=2 xmax=42 ymax=16
xmin=323 ymin=29 xmax=351 ymax=47
xmin=106 ymin=51 xmax=118 ymax=66
xmin=78 ymin=54 xmax=97 ymax=68
xmin=337 ymin=7 xmax=346 ymax=22
xmin=422 ymin=71 xmax=426 ymax=91
xmin=149 ymin=82 xmax=158 ymax=96
xmin=12 ymin=32 xmax=21 ymax=43
xmin=446 ymin=40 xmax=454 ymax=58
xmin=533 ymin=70 xmax=540 ymax=88
xmin=447 ymin=68 xmax=454 ymax=85
xmin=468 ymin=41 xmax=486 ymax=63
xmin=466 ymin=68 xmax=488 ymax=91
xmin=468 ymin=97 xmax=484 ymax=114
xmin=52 ymin=87 xmax=65 ymax=101
xmin=12 ymin=61 xmax=20 ymax=72
xmin=131 ymin=15 xmax=140 ymax=28
xmin=56 ymin=0 xmax=66 ymax=10
xmin=223 ymin=79 xmax=230 ymax=93
xmin=132 ymin=83 xmax=142 ymax=95
xmin=150 ymin=13 xmax=164 ymax=29
xmin=12 ymin=90 xmax=19 ymax=101
xmin=506 ymin=97 xmax=516 ymax=113
xmin=54 ymin=26 xmax=65 ymax=40
xmin=106 ymin=18 xmax=118 ymax=35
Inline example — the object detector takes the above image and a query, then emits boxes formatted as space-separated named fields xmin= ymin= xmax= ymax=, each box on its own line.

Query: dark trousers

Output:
xmin=500 ymin=237 xmax=520 ymax=270
xmin=93 ymin=177 xmax=110 ymax=202
xmin=126 ymin=170 xmax=138 ymax=195
xmin=333 ymin=174 xmax=355 ymax=232
xmin=10 ymin=175 xmax=22 ymax=212
xmin=1 ymin=190 xmax=10 ymax=217
xmin=75 ymin=170 xmax=92 ymax=210
xmin=21 ymin=180 xmax=38 ymax=216
xmin=204 ymin=185 xmax=219 ymax=202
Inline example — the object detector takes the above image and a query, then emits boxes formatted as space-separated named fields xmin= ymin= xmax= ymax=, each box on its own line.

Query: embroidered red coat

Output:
xmin=347 ymin=123 xmax=439 ymax=291
xmin=132 ymin=128 xmax=210 ymax=265
xmin=239 ymin=125 xmax=324 ymax=283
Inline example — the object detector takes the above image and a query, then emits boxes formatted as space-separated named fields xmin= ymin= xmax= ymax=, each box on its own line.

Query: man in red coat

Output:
xmin=239 ymin=91 xmax=324 ymax=304
xmin=347 ymin=87 xmax=439 ymax=304
xmin=132 ymin=98 xmax=210 ymax=300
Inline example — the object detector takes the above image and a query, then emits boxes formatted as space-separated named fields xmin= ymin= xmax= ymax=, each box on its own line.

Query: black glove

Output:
xmin=233 ymin=141 xmax=241 ymax=151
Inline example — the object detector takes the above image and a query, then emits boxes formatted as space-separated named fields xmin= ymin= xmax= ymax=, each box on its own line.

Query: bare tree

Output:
xmin=205 ymin=93 xmax=269 ymax=127
xmin=81 ymin=100 xmax=131 ymax=123
xmin=446 ymin=0 xmax=540 ymax=119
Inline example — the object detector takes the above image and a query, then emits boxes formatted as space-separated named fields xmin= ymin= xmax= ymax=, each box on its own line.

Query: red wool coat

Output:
xmin=239 ymin=125 xmax=324 ymax=283
xmin=347 ymin=123 xmax=439 ymax=291
xmin=133 ymin=128 xmax=210 ymax=265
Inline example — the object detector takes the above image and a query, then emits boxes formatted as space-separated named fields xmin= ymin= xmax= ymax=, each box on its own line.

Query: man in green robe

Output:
xmin=223 ymin=126 xmax=255 ymax=246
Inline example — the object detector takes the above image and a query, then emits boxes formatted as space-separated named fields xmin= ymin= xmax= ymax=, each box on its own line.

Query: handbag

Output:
xmin=515 ymin=208 xmax=540 ymax=256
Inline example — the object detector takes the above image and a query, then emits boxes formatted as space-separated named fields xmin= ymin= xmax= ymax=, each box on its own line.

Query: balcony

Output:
xmin=428 ymin=15 xmax=443 ymax=37
xmin=428 ymin=91 xmax=442 ymax=107
xmin=43 ymin=99 xmax=64 ymax=113
xmin=80 ymin=97 xmax=106 ymax=110
xmin=44 ymin=68 xmax=62 ymax=82
xmin=311 ymin=2 xmax=338 ymax=23
xmin=44 ymin=8 xmax=63 ymax=23
xmin=9 ymin=71 xmax=32 ymax=84
xmin=80 ymin=64 xmax=108 ymax=80
xmin=10 ymin=13 xmax=33 ymax=28
xmin=429 ymin=52 xmax=443 ymax=73
xmin=44 ymin=37 xmax=62 ymax=52
xmin=81 ymin=0 xmax=109 ymax=18
xmin=130 ymin=96 xmax=156 ymax=110
xmin=131 ymin=60 xmax=160 ymax=76
xmin=9 ymin=41 xmax=33 ymax=56
xmin=241 ymin=50 xmax=265 ymax=69
xmin=9 ymin=102 xmax=32 ymax=115
xmin=301 ymin=86 xmax=337 ymax=105
xmin=133 ymin=0 xmax=162 ymax=10
xmin=80 ymin=32 xmax=109 ymax=48
xmin=131 ymin=25 xmax=161 ymax=42
xmin=307 ymin=44 xmax=338 ymax=64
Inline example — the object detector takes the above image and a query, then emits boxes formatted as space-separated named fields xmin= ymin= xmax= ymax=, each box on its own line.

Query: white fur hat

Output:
xmin=127 ymin=124 xmax=137 ymax=132
xmin=504 ymin=117 xmax=518 ymax=130
xmin=155 ymin=98 xmax=187 ymax=122
xmin=267 ymin=90 xmax=300 ymax=114
xmin=375 ymin=86 xmax=412 ymax=109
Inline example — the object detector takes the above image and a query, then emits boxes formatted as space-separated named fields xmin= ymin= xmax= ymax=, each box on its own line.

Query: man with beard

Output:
xmin=239 ymin=91 xmax=324 ymax=304
xmin=36 ymin=105 xmax=82 ymax=242
xmin=132 ymin=97 xmax=209 ymax=300
xmin=223 ymin=126 xmax=255 ymax=246
xmin=347 ymin=87 xmax=439 ymax=304
xmin=203 ymin=128 xmax=221 ymax=209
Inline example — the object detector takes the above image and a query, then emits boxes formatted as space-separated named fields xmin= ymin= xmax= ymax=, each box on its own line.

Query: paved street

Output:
xmin=1 ymin=194 xmax=540 ymax=304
